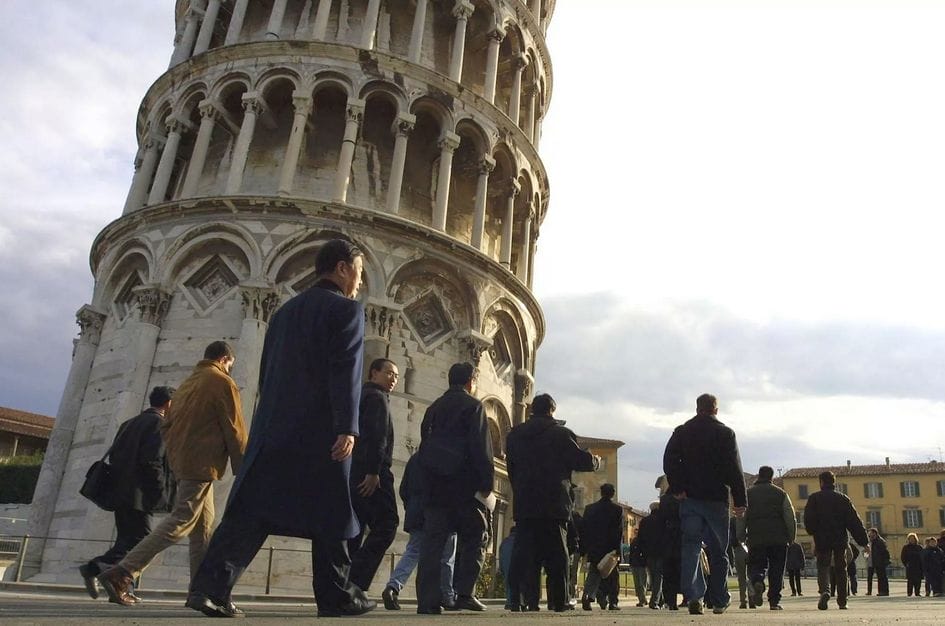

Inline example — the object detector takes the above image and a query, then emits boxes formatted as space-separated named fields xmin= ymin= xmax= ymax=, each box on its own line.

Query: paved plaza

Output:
xmin=1 ymin=579 xmax=944 ymax=624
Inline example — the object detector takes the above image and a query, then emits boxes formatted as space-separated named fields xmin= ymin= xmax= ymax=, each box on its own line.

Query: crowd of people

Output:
xmin=75 ymin=239 xmax=945 ymax=617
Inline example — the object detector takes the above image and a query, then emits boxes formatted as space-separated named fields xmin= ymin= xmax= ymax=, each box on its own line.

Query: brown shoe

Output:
xmin=97 ymin=566 xmax=136 ymax=606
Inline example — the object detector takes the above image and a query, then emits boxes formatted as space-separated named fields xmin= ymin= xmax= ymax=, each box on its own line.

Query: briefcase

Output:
xmin=597 ymin=551 xmax=620 ymax=577
xmin=80 ymin=457 xmax=116 ymax=511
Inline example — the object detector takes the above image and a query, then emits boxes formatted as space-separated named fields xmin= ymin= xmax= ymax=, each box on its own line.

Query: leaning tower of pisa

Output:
xmin=24 ymin=0 xmax=554 ymax=593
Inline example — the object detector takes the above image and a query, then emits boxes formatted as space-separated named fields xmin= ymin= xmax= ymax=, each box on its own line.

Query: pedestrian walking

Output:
xmin=637 ymin=501 xmax=663 ymax=609
xmin=742 ymin=465 xmax=795 ymax=610
xmin=785 ymin=541 xmax=805 ymax=596
xmin=847 ymin=542 xmax=860 ymax=595
xmin=869 ymin=528 xmax=891 ymax=596
xmin=729 ymin=515 xmax=752 ymax=609
xmin=579 ymin=483 xmax=622 ymax=611
xmin=922 ymin=537 xmax=944 ymax=596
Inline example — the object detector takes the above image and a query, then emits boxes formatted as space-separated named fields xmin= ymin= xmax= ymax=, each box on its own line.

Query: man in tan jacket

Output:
xmin=99 ymin=341 xmax=247 ymax=606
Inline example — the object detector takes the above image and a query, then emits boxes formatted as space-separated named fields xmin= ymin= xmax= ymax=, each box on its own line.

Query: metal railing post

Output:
xmin=265 ymin=546 xmax=274 ymax=595
xmin=15 ymin=534 xmax=30 ymax=582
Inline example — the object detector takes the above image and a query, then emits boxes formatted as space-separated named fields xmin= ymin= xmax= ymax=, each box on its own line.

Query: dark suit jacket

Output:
xmin=228 ymin=279 xmax=364 ymax=540
xmin=803 ymin=485 xmax=869 ymax=551
xmin=581 ymin=497 xmax=623 ymax=561
xmin=663 ymin=413 xmax=747 ymax=507
xmin=351 ymin=382 xmax=393 ymax=479
xmin=108 ymin=408 xmax=173 ymax=513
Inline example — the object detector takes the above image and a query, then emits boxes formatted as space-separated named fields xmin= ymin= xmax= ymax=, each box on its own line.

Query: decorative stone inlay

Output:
xmin=393 ymin=273 xmax=469 ymax=330
xmin=183 ymin=256 xmax=239 ymax=313
xmin=490 ymin=328 xmax=513 ymax=373
xmin=403 ymin=291 xmax=453 ymax=348
xmin=240 ymin=286 xmax=281 ymax=323
xmin=133 ymin=285 xmax=171 ymax=326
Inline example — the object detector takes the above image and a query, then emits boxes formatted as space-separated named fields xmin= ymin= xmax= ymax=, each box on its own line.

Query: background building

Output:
xmin=0 ymin=408 xmax=54 ymax=459
xmin=23 ymin=0 xmax=556 ymax=595
xmin=572 ymin=436 xmax=623 ymax=512
xmin=782 ymin=459 xmax=945 ymax=569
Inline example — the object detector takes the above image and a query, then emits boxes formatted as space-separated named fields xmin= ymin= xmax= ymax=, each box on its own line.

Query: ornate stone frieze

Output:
xmin=240 ymin=285 xmax=281 ymax=323
xmin=132 ymin=285 xmax=171 ymax=326
xmin=457 ymin=329 xmax=492 ymax=366
xmin=75 ymin=305 xmax=107 ymax=347
xmin=364 ymin=302 xmax=401 ymax=342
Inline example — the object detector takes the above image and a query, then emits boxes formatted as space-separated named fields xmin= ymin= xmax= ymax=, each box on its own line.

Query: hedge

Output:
xmin=0 ymin=454 xmax=44 ymax=504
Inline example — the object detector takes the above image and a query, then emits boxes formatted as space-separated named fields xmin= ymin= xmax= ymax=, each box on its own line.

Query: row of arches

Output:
xmin=170 ymin=0 xmax=549 ymax=142
xmin=125 ymin=69 xmax=546 ymax=283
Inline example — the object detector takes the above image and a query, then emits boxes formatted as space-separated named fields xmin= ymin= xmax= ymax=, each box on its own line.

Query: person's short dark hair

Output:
xmin=819 ymin=470 xmax=835 ymax=487
xmin=204 ymin=341 xmax=235 ymax=361
xmin=531 ymin=393 xmax=556 ymax=416
xmin=369 ymin=358 xmax=395 ymax=374
xmin=148 ymin=386 xmax=175 ymax=408
xmin=448 ymin=362 xmax=477 ymax=386
xmin=869 ymin=527 xmax=880 ymax=535
xmin=600 ymin=483 xmax=616 ymax=500
xmin=758 ymin=466 xmax=775 ymax=481
xmin=696 ymin=393 xmax=717 ymax=415
xmin=315 ymin=239 xmax=363 ymax=275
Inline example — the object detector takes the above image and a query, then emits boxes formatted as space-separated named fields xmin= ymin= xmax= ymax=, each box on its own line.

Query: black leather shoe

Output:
xmin=382 ymin=586 xmax=400 ymax=611
xmin=317 ymin=596 xmax=377 ymax=617
xmin=78 ymin=564 xmax=100 ymax=599
xmin=581 ymin=597 xmax=593 ymax=611
xmin=454 ymin=595 xmax=486 ymax=611
xmin=442 ymin=597 xmax=458 ymax=610
xmin=185 ymin=593 xmax=245 ymax=618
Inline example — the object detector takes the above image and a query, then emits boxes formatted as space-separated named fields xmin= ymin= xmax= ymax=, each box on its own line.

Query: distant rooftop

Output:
xmin=782 ymin=461 xmax=945 ymax=478
xmin=0 ymin=406 xmax=55 ymax=439
xmin=577 ymin=436 xmax=625 ymax=449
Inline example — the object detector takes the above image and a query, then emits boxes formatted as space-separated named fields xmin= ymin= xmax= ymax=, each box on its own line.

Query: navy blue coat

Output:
xmin=227 ymin=280 xmax=364 ymax=540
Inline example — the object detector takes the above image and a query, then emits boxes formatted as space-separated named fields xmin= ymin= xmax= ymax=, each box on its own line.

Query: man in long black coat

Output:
xmin=188 ymin=239 xmax=375 ymax=618
xmin=505 ymin=394 xmax=598 ymax=611
xmin=348 ymin=357 xmax=400 ymax=591
xmin=580 ymin=483 xmax=623 ymax=611
xmin=79 ymin=386 xmax=175 ymax=599
xmin=415 ymin=362 xmax=494 ymax=614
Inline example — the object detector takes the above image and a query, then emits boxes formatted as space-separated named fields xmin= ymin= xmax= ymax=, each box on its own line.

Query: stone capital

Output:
xmin=164 ymin=115 xmax=191 ymax=135
xmin=487 ymin=27 xmax=506 ymax=43
xmin=241 ymin=91 xmax=264 ymax=114
xmin=458 ymin=329 xmax=492 ymax=366
xmin=513 ymin=54 xmax=529 ymax=71
xmin=240 ymin=284 xmax=281 ymax=323
xmin=345 ymin=99 xmax=366 ymax=124
xmin=392 ymin=113 xmax=417 ymax=137
xmin=452 ymin=0 xmax=475 ymax=21
xmin=75 ymin=304 xmax=107 ymax=346
xmin=513 ymin=368 xmax=534 ymax=403
xmin=509 ymin=178 xmax=522 ymax=197
xmin=132 ymin=285 xmax=171 ymax=326
xmin=478 ymin=155 xmax=496 ymax=175
xmin=291 ymin=94 xmax=313 ymax=116
xmin=438 ymin=131 xmax=461 ymax=153
xmin=198 ymin=99 xmax=221 ymax=121
xmin=364 ymin=300 xmax=403 ymax=342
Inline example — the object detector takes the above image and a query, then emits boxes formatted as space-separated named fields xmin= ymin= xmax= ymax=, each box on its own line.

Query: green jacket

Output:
xmin=740 ymin=479 xmax=796 ymax=548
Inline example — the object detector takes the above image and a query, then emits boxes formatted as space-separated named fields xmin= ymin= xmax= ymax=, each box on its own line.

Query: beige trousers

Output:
xmin=117 ymin=480 xmax=215 ymax=580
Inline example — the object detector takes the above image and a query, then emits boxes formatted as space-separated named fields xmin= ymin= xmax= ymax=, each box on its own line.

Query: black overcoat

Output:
xmin=227 ymin=280 xmax=364 ymax=540
xmin=108 ymin=408 xmax=174 ymax=512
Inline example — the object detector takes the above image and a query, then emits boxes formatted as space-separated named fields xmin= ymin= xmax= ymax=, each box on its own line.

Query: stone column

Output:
xmin=181 ymin=100 xmax=219 ymax=198
xmin=169 ymin=3 xmax=204 ymax=67
xmin=513 ymin=369 xmax=534 ymax=426
xmin=386 ymin=113 xmax=416 ymax=214
xmin=225 ymin=0 xmax=250 ymax=44
xmin=148 ymin=117 xmax=187 ymax=205
xmin=528 ymin=0 xmax=542 ymax=20
xmin=123 ymin=137 xmax=162 ymax=214
xmin=501 ymin=179 xmax=520 ymax=267
xmin=194 ymin=0 xmax=222 ymax=54
xmin=483 ymin=28 xmax=505 ymax=104
xmin=524 ymin=86 xmax=537 ymax=142
xmin=267 ymin=0 xmax=289 ymax=39
xmin=470 ymin=155 xmax=495 ymax=250
xmin=517 ymin=203 xmax=534 ymax=282
xmin=233 ymin=284 xmax=281 ymax=423
xmin=361 ymin=0 xmax=383 ymax=49
xmin=332 ymin=99 xmax=365 ymax=203
xmin=509 ymin=54 xmax=528 ymax=125
xmin=225 ymin=93 xmax=262 ymax=194
xmin=448 ymin=1 xmax=475 ymax=82
xmin=112 ymin=286 xmax=171 ymax=418
xmin=363 ymin=301 xmax=402 ymax=378
xmin=312 ymin=0 xmax=333 ymax=39
xmin=23 ymin=305 xmax=106 ymax=577
xmin=278 ymin=94 xmax=313 ymax=196
xmin=408 ymin=0 xmax=429 ymax=63
xmin=433 ymin=131 xmax=461 ymax=232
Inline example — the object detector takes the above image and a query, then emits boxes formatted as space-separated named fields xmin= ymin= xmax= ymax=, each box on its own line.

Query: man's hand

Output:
xmin=331 ymin=434 xmax=355 ymax=461
xmin=357 ymin=473 xmax=380 ymax=497
xmin=733 ymin=506 xmax=747 ymax=518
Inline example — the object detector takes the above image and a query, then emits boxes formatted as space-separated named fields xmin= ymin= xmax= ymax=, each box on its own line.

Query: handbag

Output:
xmin=417 ymin=435 xmax=466 ymax=477
xmin=597 ymin=550 xmax=620 ymax=577
xmin=79 ymin=445 xmax=117 ymax=512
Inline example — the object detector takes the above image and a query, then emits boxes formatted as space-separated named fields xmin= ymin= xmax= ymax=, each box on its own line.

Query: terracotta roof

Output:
xmin=576 ymin=436 xmax=625 ymax=449
xmin=0 ymin=406 xmax=55 ymax=439
xmin=782 ymin=462 xmax=945 ymax=478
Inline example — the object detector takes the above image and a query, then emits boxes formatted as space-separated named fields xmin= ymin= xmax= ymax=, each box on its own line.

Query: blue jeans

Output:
xmin=386 ymin=530 xmax=456 ymax=602
xmin=679 ymin=498 xmax=730 ymax=607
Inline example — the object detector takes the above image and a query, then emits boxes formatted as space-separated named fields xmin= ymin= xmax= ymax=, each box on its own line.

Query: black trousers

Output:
xmin=847 ymin=561 xmax=858 ymax=594
xmin=786 ymin=568 xmax=802 ymax=594
xmin=747 ymin=544 xmax=787 ymax=605
xmin=85 ymin=508 xmax=152 ymax=576
xmin=509 ymin=519 xmax=569 ymax=611
xmin=866 ymin=566 xmax=874 ymax=593
xmin=907 ymin=572 xmax=922 ymax=596
xmin=875 ymin=564 xmax=889 ymax=595
xmin=416 ymin=501 xmax=489 ymax=612
xmin=661 ymin=551 xmax=681 ymax=609
xmin=347 ymin=468 xmax=399 ymax=591
xmin=190 ymin=504 xmax=358 ymax=611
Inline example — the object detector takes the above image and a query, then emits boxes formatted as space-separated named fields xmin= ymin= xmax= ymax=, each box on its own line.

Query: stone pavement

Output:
xmin=0 ymin=581 xmax=944 ymax=625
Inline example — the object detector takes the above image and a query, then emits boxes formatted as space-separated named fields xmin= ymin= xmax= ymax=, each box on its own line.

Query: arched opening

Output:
xmin=202 ymin=80 xmax=249 ymax=196
xmin=511 ymin=172 xmax=534 ymax=277
xmin=461 ymin=1 xmax=493 ymax=97
xmin=484 ymin=147 xmax=515 ymax=264
xmin=378 ymin=0 xmax=413 ymax=57
xmin=241 ymin=77 xmax=296 ymax=196
xmin=495 ymin=25 xmax=524 ymax=119
xmin=419 ymin=0 xmax=453 ymax=76
xmin=402 ymin=103 xmax=444 ymax=227
xmin=299 ymin=83 xmax=348 ymax=200
xmin=351 ymin=92 xmax=397 ymax=211
xmin=240 ymin=0 xmax=275 ymax=42
xmin=448 ymin=120 xmax=488 ymax=243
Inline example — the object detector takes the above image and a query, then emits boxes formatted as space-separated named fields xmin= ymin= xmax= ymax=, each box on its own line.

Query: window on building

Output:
xmin=936 ymin=480 xmax=945 ymax=497
xmin=903 ymin=508 xmax=923 ymax=529
xmin=901 ymin=481 xmax=920 ymax=497
xmin=837 ymin=483 xmax=848 ymax=495
xmin=864 ymin=482 xmax=884 ymax=499
xmin=940 ymin=507 xmax=945 ymax=527
xmin=866 ymin=509 xmax=882 ymax=532
xmin=798 ymin=484 xmax=809 ymax=499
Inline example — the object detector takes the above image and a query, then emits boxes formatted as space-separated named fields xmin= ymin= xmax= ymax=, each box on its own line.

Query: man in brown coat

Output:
xmin=99 ymin=341 xmax=247 ymax=606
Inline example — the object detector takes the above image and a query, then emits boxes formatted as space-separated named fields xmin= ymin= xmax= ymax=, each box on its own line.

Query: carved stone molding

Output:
xmin=133 ymin=285 xmax=171 ymax=326
xmin=458 ymin=329 xmax=492 ymax=366
xmin=364 ymin=301 xmax=402 ymax=342
xmin=75 ymin=304 xmax=107 ymax=347
xmin=240 ymin=284 xmax=281 ymax=323
xmin=513 ymin=368 xmax=534 ymax=404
